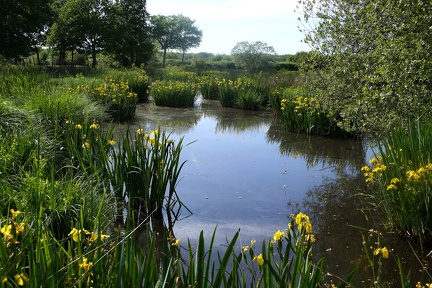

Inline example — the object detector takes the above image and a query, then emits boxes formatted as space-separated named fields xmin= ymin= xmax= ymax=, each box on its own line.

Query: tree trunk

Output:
xmin=92 ymin=41 xmax=97 ymax=68
xmin=162 ymin=48 xmax=167 ymax=67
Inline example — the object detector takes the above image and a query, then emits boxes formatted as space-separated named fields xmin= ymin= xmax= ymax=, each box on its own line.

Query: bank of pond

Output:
xmin=0 ymin=66 xmax=430 ymax=286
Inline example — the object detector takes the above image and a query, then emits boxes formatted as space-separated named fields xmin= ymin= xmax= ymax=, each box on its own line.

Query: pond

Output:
xmin=124 ymin=96 xmax=431 ymax=286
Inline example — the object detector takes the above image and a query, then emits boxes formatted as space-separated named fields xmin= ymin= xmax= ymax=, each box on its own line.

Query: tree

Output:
xmin=104 ymin=0 xmax=153 ymax=67
xmin=231 ymin=41 xmax=276 ymax=73
xmin=298 ymin=0 xmax=432 ymax=133
xmin=151 ymin=14 xmax=202 ymax=67
xmin=0 ymin=0 xmax=53 ymax=60
xmin=175 ymin=15 xmax=203 ymax=64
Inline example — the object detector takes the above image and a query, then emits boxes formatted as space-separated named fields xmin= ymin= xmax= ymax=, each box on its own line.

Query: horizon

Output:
xmin=146 ymin=0 xmax=311 ymax=56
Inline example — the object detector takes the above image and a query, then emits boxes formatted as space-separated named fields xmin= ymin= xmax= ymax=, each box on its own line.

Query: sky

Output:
xmin=146 ymin=0 xmax=311 ymax=55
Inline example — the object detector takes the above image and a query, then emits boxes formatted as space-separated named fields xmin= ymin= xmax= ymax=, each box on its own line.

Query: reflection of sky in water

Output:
xmin=151 ymin=113 xmax=343 ymax=245
xmin=126 ymin=101 xmax=364 ymax=246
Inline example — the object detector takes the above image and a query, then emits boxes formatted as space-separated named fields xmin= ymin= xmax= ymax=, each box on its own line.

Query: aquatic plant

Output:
xmin=278 ymin=90 xmax=353 ymax=137
xmin=151 ymin=80 xmax=198 ymax=107
xmin=1 ymin=209 xmax=354 ymax=287
xmin=362 ymin=120 xmax=432 ymax=246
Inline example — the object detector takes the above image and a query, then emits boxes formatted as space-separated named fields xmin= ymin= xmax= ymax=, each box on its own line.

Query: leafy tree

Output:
xmin=175 ymin=15 xmax=203 ymax=64
xmin=151 ymin=14 xmax=202 ymax=67
xmin=298 ymin=0 xmax=432 ymax=133
xmin=0 ymin=0 xmax=53 ymax=60
xmin=104 ymin=0 xmax=153 ymax=67
xmin=47 ymin=0 xmax=83 ymax=65
xmin=231 ymin=41 xmax=276 ymax=73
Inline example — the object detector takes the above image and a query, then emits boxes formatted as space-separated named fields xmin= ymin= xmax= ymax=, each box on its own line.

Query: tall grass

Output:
xmin=107 ymin=128 xmax=190 ymax=228
xmin=362 ymin=120 xmax=432 ymax=246
xmin=196 ymin=74 xmax=219 ymax=100
xmin=2 ymin=207 xmax=355 ymax=287
xmin=275 ymin=89 xmax=354 ymax=137
xmin=151 ymin=80 xmax=198 ymax=107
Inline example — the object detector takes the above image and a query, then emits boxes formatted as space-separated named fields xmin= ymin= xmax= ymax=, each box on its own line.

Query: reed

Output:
xmin=106 ymin=128 xmax=190 ymax=227
xmin=151 ymin=80 xmax=198 ymax=107
xmin=277 ymin=89 xmax=353 ymax=137
xmin=2 ymin=209 xmax=357 ymax=287
xmin=196 ymin=74 xmax=219 ymax=100
xmin=362 ymin=119 xmax=432 ymax=245
xmin=235 ymin=88 xmax=262 ymax=110
xmin=216 ymin=78 xmax=243 ymax=108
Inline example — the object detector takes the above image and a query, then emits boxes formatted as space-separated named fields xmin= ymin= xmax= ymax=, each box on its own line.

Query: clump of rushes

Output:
xmin=362 ymin=120 xmax=432 ymax=246
xmin=163 ymin=71 xmax=197 ymax=82
xmin=107 ymin=128 xmax=190 ymax=227
xmin=197 ymin=74 xmax=219 ymax=100
xmin=279 ymin=91 xmax=352 ymax=137
xmin=236 ymin=88 xmax=262 ymax=110
xmin=75 ymin=77 xmax=138 ymax=121
xmin=216 ymin=78 xmax=247 ymax=108
xmin=151 ymin=80 xmax=198 ymax=107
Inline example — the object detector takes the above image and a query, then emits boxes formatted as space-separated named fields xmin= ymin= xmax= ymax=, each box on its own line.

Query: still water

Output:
xmin=125 ymin=97 xmax=430 ymax=286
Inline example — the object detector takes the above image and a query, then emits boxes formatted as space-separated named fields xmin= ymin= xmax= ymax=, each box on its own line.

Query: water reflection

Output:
xmin=120 ymin=100 xmax=430 ymax=285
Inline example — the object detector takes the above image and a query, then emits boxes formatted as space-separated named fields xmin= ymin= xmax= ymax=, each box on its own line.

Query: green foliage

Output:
xmin=235 ymin=88 xmax=262 ymax=110
xmin=197 ymin=74 xmax=219 ymax=100
xmin=151 ymin=80 xmax=198 ymax=107
xmin=362 ymin=120 xmax=432 ymax=246
xmin=150 ymin=14 xmax=203 ymax=67
xmin=0 ymin=0 xmax=53 ymax=59
xmin=231 ymin=41 xmax=277 ymax=73
xmin=299 ymin=0 xmax=432 ymax=133
xmin=107 ymin=128 xmax=189 ymax=225
xmin=275 ymin=88 xmax=354 ymax=137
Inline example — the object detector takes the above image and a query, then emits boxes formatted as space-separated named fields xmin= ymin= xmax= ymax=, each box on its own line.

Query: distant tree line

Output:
xmin=0 ymin=0 xmax=202 ymax=68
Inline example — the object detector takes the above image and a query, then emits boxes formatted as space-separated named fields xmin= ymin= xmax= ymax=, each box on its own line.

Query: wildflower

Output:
xmin=374 ymin=247 xmax=389 ymax=258
xmin=137 ymin=128 xmax=144 ymax=135
xmin=89 ymin=232 xmax=110 ymax=242
xmin=361 ymin=166 xmax=370 ymax=172
xmin=253 ymin=254 xmax=264 ymax=265
xmin=273 ymin=229 xmax=285 ymax=241
xmin=108 ymin=140 xmax=115 ymax=146
xmin=296 ymin=212 xmax=313 ymax=233
xmin=1 ymin=224 xmax=20 ymax=244
xmin=75 ymin=124 xmax=82 ymax=130
xmin=242 ymin=246 xmax=249 ymax=253
xmin=69 ymin=228 xmax=91 ymax=243
xmin=250 ymin=239 xmax=256 ymax=248
xmin=2 ymin=277 xmax=7 ymax=284
xmin=82 ymin=141 xmax=90 ymax=149
xmin=79 ymin=257 xmax=93 ymax=270
xmin=390 ymin=178 xmax=400 ymax=184
xmin=171 ymin=238 xmax=181 ymax=247
xmin=90 ymin=123 xmax=100 ymax=130
xmin=407 ymin=170 xmax=420 ymax=181
xmin=306 ymin=234 xmax=316 ymax=243
xmin=10 ymin=209 xmax=21 ymax=219
xmin=386 ymin=184 xmax=397 ymax=190
xmin=14 ymin=274 xmax=28 ymax=286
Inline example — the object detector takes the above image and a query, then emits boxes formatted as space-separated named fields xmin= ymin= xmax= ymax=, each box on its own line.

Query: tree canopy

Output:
xmin=0 ymin=0 xmax=53 ymax=60
xmin=299 ymin=0 xmax=432 ymax=133
xmin=231 ymin=41 xmax=276 ymax=73
xmin=150 ymin=14 xmax=203 ymax=67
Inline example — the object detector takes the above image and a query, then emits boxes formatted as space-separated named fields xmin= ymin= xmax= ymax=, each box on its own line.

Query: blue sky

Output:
xmin=146 ymin=0 xmax=310 ymax=55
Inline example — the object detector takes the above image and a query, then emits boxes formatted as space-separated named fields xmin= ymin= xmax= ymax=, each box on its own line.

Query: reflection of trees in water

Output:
xmin=302 ymin=173 xmax=372 ymax=286
xmin=213 ymin=109 xmax=273 ymax=134
xmin=123 ymin=103 xmax=203 ymax=135
xmin=303 ymin=171 xmax=431 ymax=286
xmin=266 ymin=121 xmax=366 ymax=172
